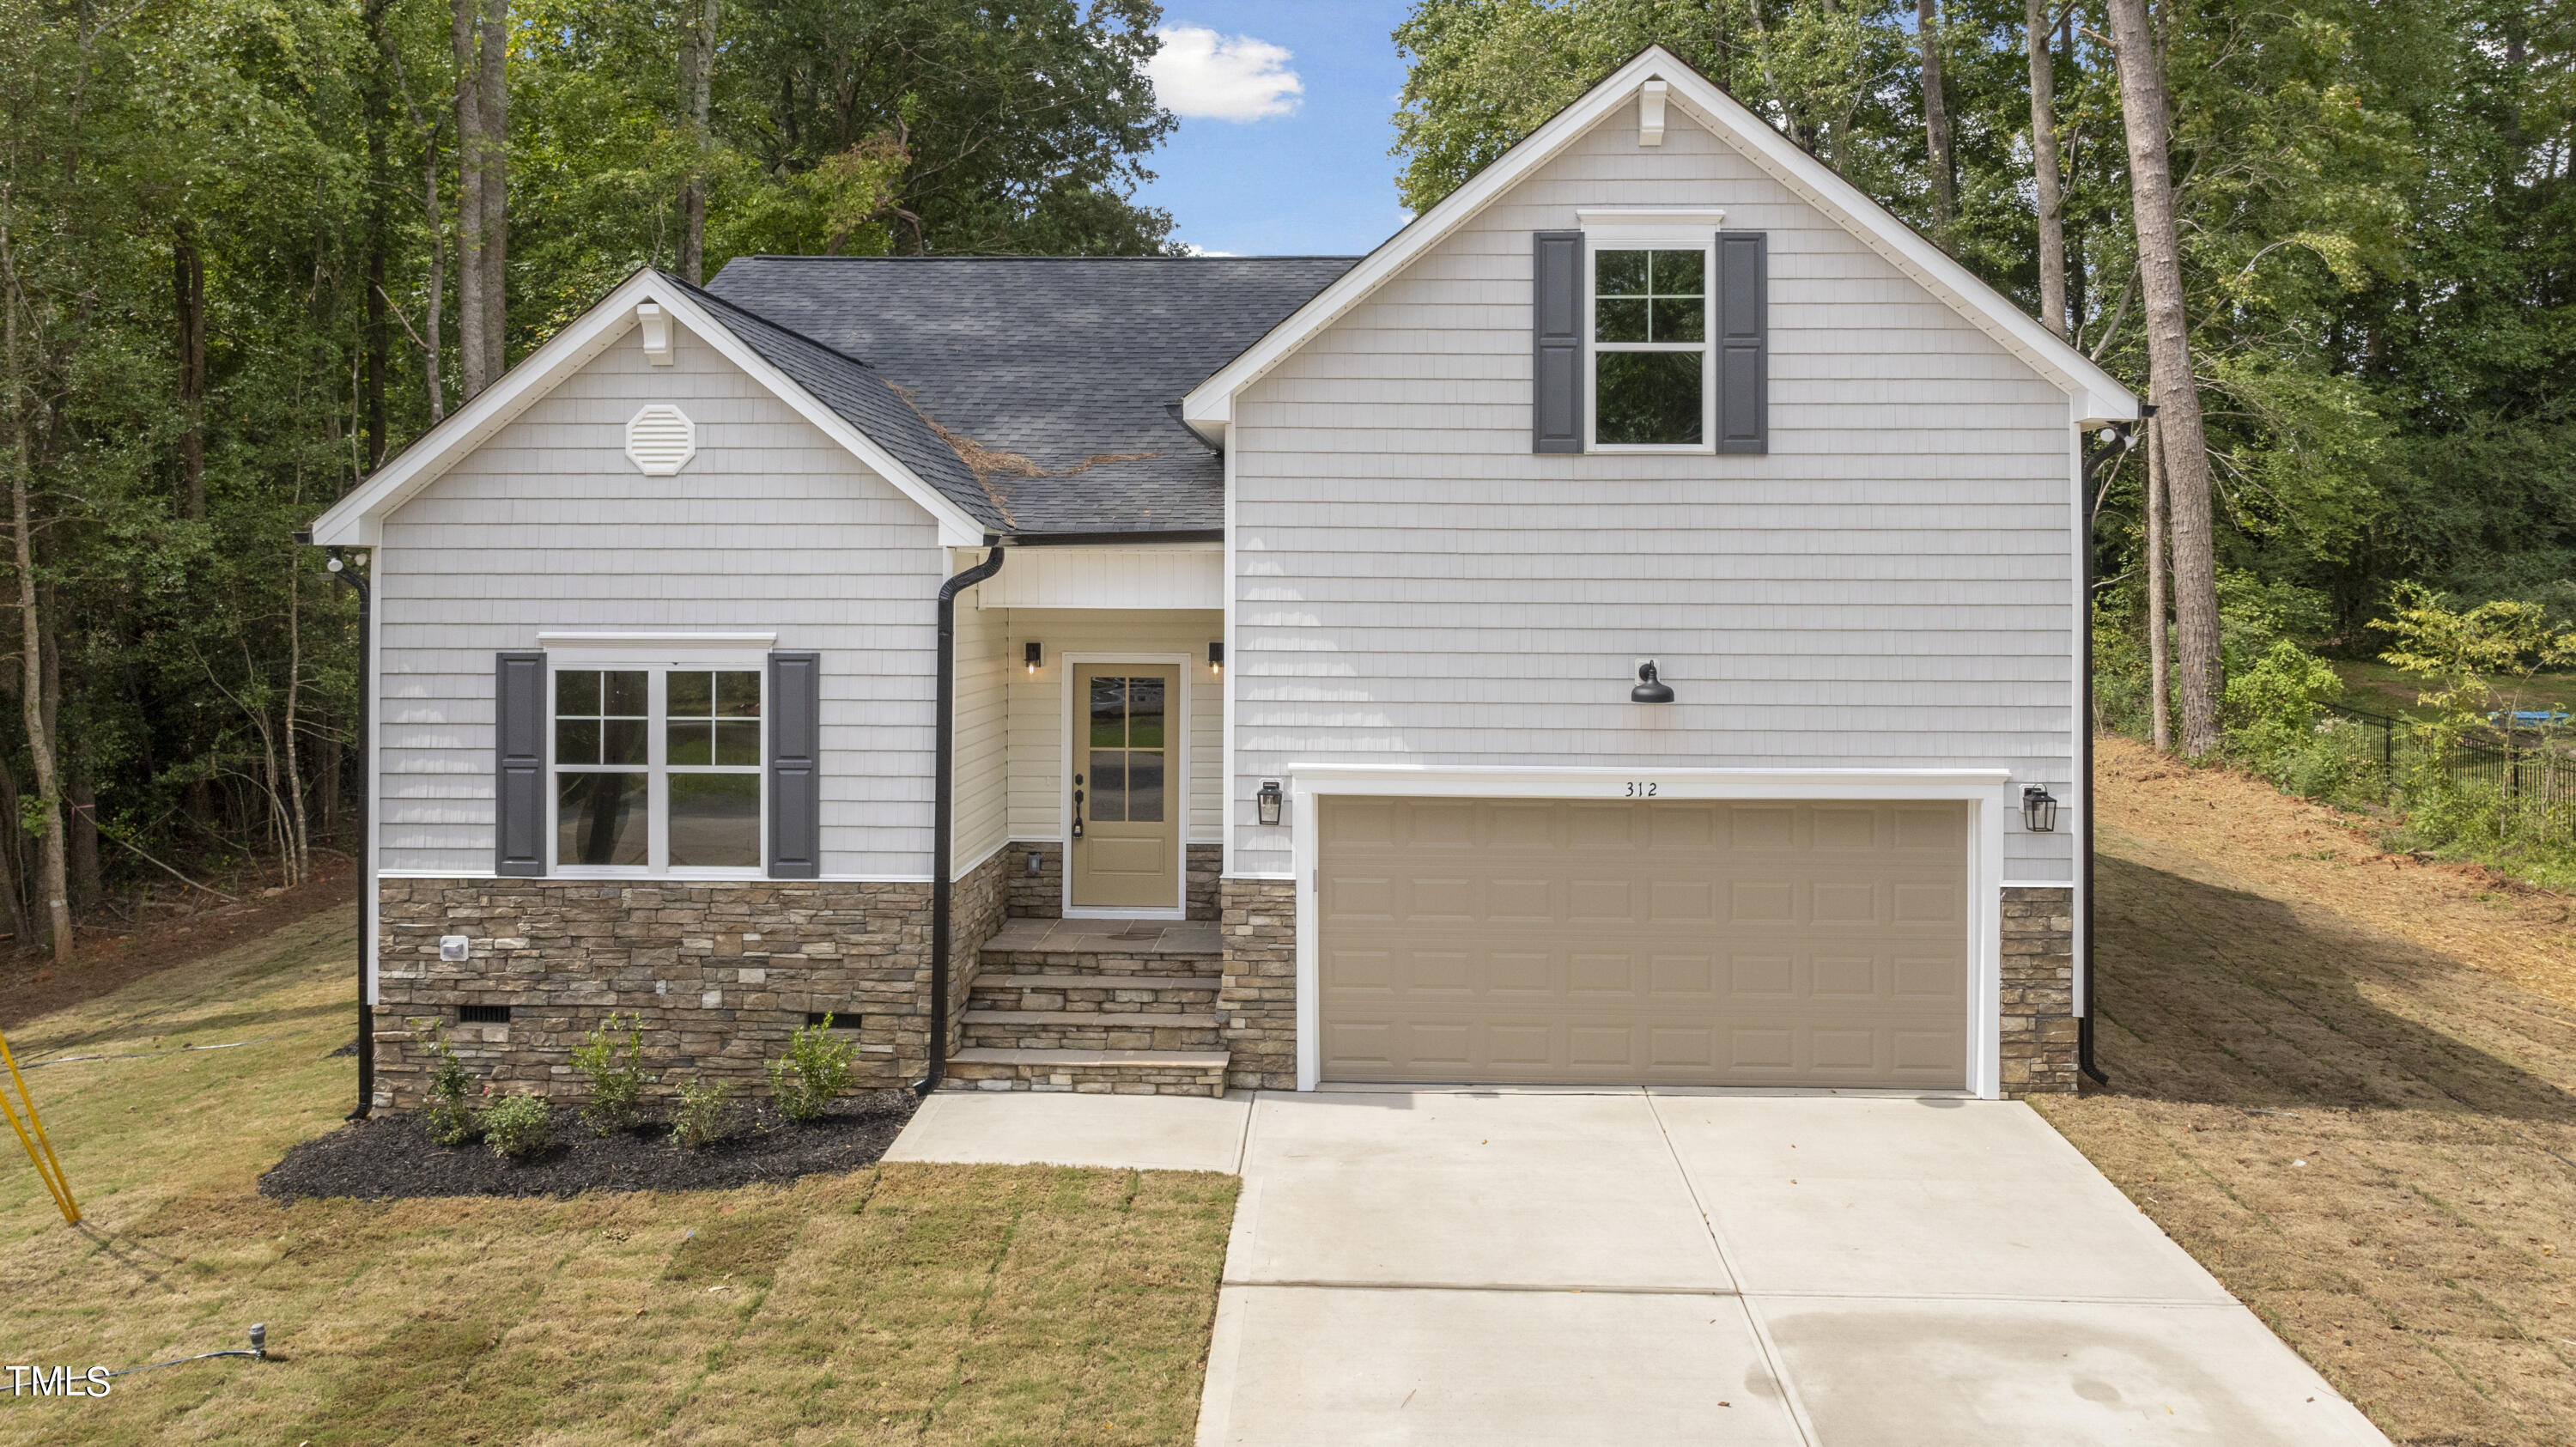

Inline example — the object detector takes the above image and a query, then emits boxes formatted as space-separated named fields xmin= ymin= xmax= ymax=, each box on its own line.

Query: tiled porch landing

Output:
xmin=944 ymin=917 xmax=1229 ymax=1097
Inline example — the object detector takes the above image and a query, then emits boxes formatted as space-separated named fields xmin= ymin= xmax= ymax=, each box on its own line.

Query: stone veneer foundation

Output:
xmin=1997 ymin=885 xmax=2078 ymax=1097
xmin=372 ymin=849 xmax=1008 ymax=1110
xmin=1217 ymin=878 xmax=1298 ymax=1091
xmin=1001 ymin=841 xmax=1222 ymax=921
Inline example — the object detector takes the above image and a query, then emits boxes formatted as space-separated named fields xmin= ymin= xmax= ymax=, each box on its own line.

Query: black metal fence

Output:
xmin=2315 ymin=700 xmax=2576 ymax=840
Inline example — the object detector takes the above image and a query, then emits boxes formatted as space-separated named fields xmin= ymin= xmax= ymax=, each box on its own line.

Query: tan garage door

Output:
xmin=1318 ymin=797 xmax=1969 ymax=1088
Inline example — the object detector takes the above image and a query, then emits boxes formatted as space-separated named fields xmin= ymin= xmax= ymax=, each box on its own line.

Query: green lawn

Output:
xmin=0 ymin=909 xmax=1235 ymax=1445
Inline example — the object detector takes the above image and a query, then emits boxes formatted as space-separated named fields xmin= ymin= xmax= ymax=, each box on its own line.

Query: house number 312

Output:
xmin=1624 ymin=781 xmax=1659 ymax=797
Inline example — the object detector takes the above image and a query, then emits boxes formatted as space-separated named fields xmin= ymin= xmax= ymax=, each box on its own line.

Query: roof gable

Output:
xmin=1182 ymin=46 xmax=2137 ymax=437
xmin=307 ymin=269 xmax=994 ymax=548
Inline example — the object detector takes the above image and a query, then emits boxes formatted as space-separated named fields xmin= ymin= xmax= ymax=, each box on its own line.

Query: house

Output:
xmin=307 ymin=47 xmax=2135 ymax=1109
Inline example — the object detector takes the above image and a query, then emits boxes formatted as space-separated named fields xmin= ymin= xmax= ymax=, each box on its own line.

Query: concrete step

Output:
xmin=968 ymin=972 xmax=1223 ymax=1013
xmin=960 ymin=1008 xmax=1222 ymax=1053
xmin=941 ymin=1046 xmax=1229 ymax=1098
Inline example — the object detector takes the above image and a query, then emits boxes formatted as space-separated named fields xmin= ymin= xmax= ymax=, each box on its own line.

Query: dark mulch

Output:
xmin=258 ymin=1090 xmax=919 ymax=1201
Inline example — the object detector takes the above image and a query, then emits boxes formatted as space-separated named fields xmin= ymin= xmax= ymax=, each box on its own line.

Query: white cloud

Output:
xmin=1175 ymin=242 xmax=1242 ymax=257
xmin=1145 ymin=24 xmax=1303 ymax=122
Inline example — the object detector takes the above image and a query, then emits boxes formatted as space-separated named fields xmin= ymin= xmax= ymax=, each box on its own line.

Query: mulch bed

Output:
xmin=258 ymin=1089 xmax=919 ymax=1201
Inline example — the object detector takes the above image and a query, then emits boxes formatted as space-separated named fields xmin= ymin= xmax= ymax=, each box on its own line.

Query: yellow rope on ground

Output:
xmin=0 ymin=1024 xmax=78 ymax=1225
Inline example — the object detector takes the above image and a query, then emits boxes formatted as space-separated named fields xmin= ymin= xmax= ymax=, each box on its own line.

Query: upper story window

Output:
xmin=1591 ymin=244 xmax=1710 ymax=449
xmin=554 ymin=666 xmax=763 ymax=874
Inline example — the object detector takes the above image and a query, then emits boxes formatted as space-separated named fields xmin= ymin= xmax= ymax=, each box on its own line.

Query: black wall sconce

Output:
xmin=1209 ymin=641 xmax=1224 ymax=675
xmin=2021 ymin=784 xmax=2059 ymax=833
xmin=1631 ymin=660 xmax=1674 ymax=704
xmin=1255 ymin=780 xmax=1284 ymax=826
xmin=1024 ymin=641 xmax=1042 ymax=675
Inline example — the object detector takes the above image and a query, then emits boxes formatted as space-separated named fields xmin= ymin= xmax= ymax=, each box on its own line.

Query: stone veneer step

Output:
xmin=968 ymin=972 xmax=1222 ymax=1009
xmin=942 ymin=1046 xmax=1229 ymax=1097
xmin=959 ymin=1009 xmax=1222 ymax=1053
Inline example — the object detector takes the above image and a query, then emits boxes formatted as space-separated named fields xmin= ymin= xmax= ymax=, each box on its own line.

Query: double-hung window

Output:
xmin=553 ymin=666 xmax=764 ymax=874
xmin=1589 ymin=240 xmax=1712 ymax=450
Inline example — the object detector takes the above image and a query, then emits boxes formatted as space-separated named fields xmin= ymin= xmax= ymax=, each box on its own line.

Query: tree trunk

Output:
xmin=4 ymin=275 xmax=73 ymax=964
xmin=2146 ymin=415 xmax=2172 ymax=752
xmin=68 ymin=771 xmax=100 ymax=909
xmin=453 ymin=0 xmax=486 ymax=401
xmin=677 ymin=0 xmax=718 ymax=283
xmin=282 ymin=566 xmax=309 ymax=884
xmin=1917 ymin=0 xmax=1954 ymax=237
xmin=173 ymin=225 xmax=206 ymax=519
xmin=479 ymin=0 xmax=509 ymax=383
xmin=2106 ymin=0 xmax=2222 ymax=757
xmin=2026 ymin=0 xmax=2066 ymax=337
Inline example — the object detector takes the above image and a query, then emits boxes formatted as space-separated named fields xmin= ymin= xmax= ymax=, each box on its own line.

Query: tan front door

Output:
xmin=1318 ymin=797 xmax=1969 ymax=1088
xmin=1068 ymin=664 xmax=1182 ymax=911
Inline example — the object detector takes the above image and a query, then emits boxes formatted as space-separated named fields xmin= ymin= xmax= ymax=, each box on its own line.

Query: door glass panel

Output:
xmin=1127 ymin=751 xmax=1164 ymax=823
xmin=1127 ymin=677 xmax=1165 ymax=748
xmin=1090 ymin=751 xmax=1127 ymax=822
xmin=670 ymin=774 xmax=760 ymax=867
xmin=559 ymin=772 xmax=647 ymax=866
xmin=1089 ymin=677 xmax=1125 ymax=749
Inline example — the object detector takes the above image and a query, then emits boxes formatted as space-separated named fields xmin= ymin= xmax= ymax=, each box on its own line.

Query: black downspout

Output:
xmin=920 ymin=544 xmax=1005 ymax=1098
xmin=325 ymin=544 xmax=374 ymax=1119
xmin=2076 ymin=416 xmax=2142 ymax=1089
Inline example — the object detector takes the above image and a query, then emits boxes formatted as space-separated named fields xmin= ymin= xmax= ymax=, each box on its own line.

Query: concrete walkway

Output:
xmin=886 ymin=1088 xmax=2390 ymax=1445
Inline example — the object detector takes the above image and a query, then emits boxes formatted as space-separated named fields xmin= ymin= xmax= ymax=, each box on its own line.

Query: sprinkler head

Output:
xmin=248 ymin=1323 xmax=266 ymax=1357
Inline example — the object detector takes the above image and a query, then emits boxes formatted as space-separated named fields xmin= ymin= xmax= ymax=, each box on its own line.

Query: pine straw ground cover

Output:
xmin=2033 ymin=735 xmax=2576 ymax=1446
xmin=0 ymin=909 xmax=1236 ymax=1445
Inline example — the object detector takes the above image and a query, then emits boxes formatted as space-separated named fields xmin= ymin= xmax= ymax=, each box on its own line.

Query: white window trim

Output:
xmin=1059 ymin=652 xmax=1192 ymax=920
xmin=1281 ymin=764 xmax=2014 ymax=1100
xmin=548 ymin=653 xmax=769 ymax=882
xmin=1584 ymin=228 xmax=1719 ymax=455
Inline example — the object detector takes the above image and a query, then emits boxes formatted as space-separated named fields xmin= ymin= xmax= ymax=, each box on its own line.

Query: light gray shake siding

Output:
xmin=1226 ymin=102 xmax=2080 ymax=881
xmin=375 ymin=321 xmax=948 ymax=879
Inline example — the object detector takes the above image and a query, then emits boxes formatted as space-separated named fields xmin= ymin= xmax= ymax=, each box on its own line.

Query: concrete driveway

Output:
xmin=890 ymin=1088 xmax=2389 ymax=1445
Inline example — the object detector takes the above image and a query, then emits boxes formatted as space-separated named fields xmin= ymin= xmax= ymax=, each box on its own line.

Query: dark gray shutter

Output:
xmin=494 ymin=652 xmax=547 ymax=877
xmin=1532 ymin=230 xmax=1585 ymax=453
xmin=767 ymin=651 xmax=822 ymax=879
xmin=1715 ymin=231 xmax=1769 ymax=454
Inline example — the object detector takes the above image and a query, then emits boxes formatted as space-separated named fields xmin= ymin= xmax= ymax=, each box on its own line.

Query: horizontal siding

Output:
xmin=999 ymin=610 xmax=1224 ymax=845
xmin=1230 ymin=100 xmax=2079 ymax=876
xmin=972 ymin=547 xmax=1223 ymax=610
xmin=953 ymin=588 xmax=1009 ymax=871
xmin=376 ymin=319 xmax=948 ymax=878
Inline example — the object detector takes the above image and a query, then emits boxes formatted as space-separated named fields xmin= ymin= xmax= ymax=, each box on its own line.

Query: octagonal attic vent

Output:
xmin=625 ymin=404 xmax=696 ymax=476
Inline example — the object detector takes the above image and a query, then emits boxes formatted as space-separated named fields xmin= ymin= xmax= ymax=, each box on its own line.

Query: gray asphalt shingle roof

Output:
xmin=699 ymin=255 xmax=1359 ymax=536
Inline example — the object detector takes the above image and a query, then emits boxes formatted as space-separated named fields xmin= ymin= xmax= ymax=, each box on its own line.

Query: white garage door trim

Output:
xmin=1285 ymin=765 xmax=2018 ymax=1099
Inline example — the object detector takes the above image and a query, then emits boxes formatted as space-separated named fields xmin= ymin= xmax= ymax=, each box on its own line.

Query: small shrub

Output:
xmin=571 ymin=1012 xmax=650 ymax=1136
xmin=479 ymin=1092 xmax=553 ymax=1160
xmin=422 ymin=1026 xmax=479 ymax=1146
xmin=671 ymin=1077 xmax=735 ymax=1150
xmin=767 ymin=1016 xmax=860 ymax=1122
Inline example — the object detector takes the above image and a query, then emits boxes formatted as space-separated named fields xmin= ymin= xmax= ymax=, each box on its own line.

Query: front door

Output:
xmin=1068 ymin=664 xmax=1182 ymax=911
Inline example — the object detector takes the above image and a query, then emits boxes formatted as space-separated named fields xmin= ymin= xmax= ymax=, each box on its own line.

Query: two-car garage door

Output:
xmin=1317 ymin=796 xmax=1970 ymax=1089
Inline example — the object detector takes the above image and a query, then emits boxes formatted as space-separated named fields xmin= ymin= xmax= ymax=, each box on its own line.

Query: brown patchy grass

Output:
xmin=2032 ymin=736 xmax=2576 ymax=1446
xmin=0 ymin=910 xmax=1235 ymax=1445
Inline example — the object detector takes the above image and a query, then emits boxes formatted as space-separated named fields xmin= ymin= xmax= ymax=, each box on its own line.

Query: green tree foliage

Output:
xmin=0 ymin=0 xmax=1177 ymax=946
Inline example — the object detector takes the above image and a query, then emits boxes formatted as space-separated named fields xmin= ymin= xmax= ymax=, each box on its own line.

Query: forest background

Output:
xmin=1 ymin=0 xmax=2567 ymax=958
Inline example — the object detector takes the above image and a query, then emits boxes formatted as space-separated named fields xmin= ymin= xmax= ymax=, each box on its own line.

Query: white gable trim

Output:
xmin=1182 ymin=46 xmax=2138 ymax=437
xmin=307 ymin=268 xmax=989 ymax=548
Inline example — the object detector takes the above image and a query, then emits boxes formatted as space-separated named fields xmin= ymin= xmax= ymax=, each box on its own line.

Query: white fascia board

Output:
xmin=1182 ymin=46 xmax=2138 ymax=431
xmin=1284 ymin=763 xmax=2016 ymax=801
xmin=307 ymin=269 xmax=990 ymax=549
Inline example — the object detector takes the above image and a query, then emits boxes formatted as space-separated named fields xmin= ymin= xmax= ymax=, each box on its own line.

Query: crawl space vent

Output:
xmin=624 ymin=404 xmax=697 ymax=476
xmin=458 ymin=1003 xmax=513 ymax=1024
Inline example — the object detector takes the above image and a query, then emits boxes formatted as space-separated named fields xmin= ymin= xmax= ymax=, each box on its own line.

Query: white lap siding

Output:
xmin=375 ymin=321 xmax=946 ymax=879
xmin=1228 ymin=102 xmax=2079 ymax=881
xmin=995 ymin=608 xmax=1225 ymax=847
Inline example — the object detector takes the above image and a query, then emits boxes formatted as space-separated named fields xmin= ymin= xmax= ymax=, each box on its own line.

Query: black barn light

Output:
xmin=1631 ymin=660 xmax=1675 ymax=704
xmin=2021 ymin=784 xmax=2060 ymax=833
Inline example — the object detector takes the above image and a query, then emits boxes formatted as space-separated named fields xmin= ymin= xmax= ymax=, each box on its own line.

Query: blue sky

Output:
xmin=1133 ymin=3 xmax=1420 ymax=257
